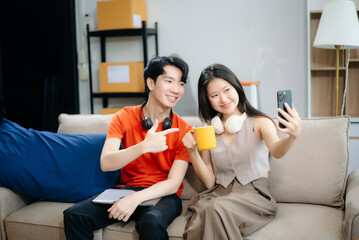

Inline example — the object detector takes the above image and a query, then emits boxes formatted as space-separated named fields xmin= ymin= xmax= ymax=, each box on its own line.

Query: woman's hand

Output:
xmin=182 ymin=132 xmax=197 ymax=151
xmin=275 ymin=103 xmax=301 ymax=138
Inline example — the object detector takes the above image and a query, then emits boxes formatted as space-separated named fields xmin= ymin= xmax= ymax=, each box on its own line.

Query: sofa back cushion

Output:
xmin=58 ymin=113 xmax=113 ymax=134
xmin=58 ymin=114 xmax=350 ymax=207
xmin=269 ymin=116 xmax=350 ymax=208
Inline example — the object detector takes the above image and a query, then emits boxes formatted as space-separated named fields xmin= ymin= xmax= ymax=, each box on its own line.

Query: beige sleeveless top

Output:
xmin=210 ymin=116 xmax=270 ymax=187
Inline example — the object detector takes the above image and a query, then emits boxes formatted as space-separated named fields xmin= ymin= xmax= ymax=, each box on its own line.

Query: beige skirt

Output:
xmin=183 ymin=177 xmax=277 ymax=240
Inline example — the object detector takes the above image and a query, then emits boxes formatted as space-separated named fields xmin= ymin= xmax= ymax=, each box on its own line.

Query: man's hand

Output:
xmin=142 ymin=119 xmax=179 ymax=153
xmin=107 ymin=193 xmax=140 ymax=222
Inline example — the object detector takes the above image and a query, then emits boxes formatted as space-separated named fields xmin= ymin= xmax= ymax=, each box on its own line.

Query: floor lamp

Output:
xmin=313 ymin=0 xmax=359 ymax=116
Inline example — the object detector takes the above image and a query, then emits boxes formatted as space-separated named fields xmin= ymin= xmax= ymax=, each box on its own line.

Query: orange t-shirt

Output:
xmin=106 ymin=105 xmax=192 ymax=198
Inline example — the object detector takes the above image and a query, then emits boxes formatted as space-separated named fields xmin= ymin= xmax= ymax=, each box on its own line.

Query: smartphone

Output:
xmin=277 ymin=90 xmax=292 ymax=128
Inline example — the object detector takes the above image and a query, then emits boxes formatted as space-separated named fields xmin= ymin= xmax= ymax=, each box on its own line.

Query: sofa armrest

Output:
xmin=344 ymin=169 xmax=359 ymax=240
xmin=0 ymin=187 xmax=37 ymax=240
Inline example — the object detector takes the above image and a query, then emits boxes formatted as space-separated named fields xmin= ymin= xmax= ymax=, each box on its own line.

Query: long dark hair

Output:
xmin=198 ymin=63 xmax=271 ymax=123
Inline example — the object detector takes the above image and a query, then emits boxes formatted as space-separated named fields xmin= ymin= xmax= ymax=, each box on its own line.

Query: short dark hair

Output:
xmin=143 ymin=56 xmax=189 ymax=97
xmin=198 ymin=63 xmax=271 ymax=123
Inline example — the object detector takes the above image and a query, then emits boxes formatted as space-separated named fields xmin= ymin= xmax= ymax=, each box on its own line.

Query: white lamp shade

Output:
xmin=314 ymin=0 xmax=359 ymax=49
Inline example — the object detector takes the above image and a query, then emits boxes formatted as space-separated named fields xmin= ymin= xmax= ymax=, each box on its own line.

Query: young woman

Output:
xmin=182 ymin=64 xmax=301 ymax=240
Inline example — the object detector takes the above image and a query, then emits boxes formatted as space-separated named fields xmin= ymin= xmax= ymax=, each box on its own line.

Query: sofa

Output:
xmin=1 ymin=113 xmax=359 ymax=240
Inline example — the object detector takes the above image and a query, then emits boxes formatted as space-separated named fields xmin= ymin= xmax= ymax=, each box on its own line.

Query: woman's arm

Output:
xmin=256 ymin=103 xmax=301 ymax=159
xmin=182 ymin=132 xmax=216 ymax=189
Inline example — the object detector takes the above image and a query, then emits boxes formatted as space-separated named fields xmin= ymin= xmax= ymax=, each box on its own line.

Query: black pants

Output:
xmin=63 ymin=189 xmax=182 ymax=240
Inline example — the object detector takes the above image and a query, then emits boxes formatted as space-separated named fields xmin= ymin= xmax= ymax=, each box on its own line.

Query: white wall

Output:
xmin=76 ymin=0 xmax=308 ymax=117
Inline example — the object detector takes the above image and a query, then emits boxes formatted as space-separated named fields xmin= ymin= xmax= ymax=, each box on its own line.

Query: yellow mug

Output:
xmin=190 ymin=125 xmax=216 ymax=151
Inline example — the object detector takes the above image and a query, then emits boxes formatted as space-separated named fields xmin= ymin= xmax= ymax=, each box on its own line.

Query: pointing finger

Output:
xmin=161 ymin=128 xmax=179 ymax=135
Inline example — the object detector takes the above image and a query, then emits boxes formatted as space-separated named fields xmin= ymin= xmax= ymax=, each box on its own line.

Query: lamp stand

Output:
xmin=335 ymin=45 xmax=340 ymax=116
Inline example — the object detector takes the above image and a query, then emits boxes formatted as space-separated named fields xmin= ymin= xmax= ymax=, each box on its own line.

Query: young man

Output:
xmin=63 ymin=56 xmax=191 ymax=240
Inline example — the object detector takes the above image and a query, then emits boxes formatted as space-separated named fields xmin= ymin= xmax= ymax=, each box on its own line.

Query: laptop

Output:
xmin=92 ymin=189 xmax=161 ymax=206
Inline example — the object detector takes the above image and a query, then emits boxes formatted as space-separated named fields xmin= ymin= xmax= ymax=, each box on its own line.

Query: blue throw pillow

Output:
xmin=0 ymin=118 xmax=120 ymax=203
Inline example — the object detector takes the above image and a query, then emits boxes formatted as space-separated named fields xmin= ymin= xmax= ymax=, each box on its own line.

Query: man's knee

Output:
xmin=63 ymin=207 xmax=78 ymax=225
xmin=136 ymin=210 xmax=168 ymax=239
xmin=63 ymin=205 xmax=90 ymax=226
xmin=139 ymin=209 xmax=166 ymax=227
xmin=63 ymin=207 xmax=95 ymax=240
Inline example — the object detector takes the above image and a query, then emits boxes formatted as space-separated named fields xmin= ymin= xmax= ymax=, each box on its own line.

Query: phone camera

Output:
xmin=279 ymin=92 xmax=287 ymax=101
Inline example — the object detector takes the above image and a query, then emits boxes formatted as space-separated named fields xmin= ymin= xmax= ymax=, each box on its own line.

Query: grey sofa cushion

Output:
xmin=58 ymin=114 xmax=113 ymax=134
xmin=269 ymin=116 xmax=350 ymax=208
xmin=246 ymin=203 xmax=343 ymax=240
xmin=5 ymin=201 xmax=72 ymax=240
xmin=182 ymin=165 xmax=206 ymax=200
xmin=4 ymin=201 xmax=103 ymax=240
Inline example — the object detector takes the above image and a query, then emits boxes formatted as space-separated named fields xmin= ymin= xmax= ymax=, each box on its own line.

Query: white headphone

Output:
xmin=211 ymin=113 xmax=247 ymax=134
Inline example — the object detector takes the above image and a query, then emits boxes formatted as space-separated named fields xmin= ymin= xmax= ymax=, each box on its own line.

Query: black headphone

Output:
xmin=140 ymin=102 xmax=173 ymax=130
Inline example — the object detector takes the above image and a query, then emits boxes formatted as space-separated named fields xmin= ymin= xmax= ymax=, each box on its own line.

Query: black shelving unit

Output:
xmin=86 ymin=21 xmax=158 ymax=114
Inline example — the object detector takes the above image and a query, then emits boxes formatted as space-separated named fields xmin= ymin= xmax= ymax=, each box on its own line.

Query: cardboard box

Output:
xmin=101 ymin=107 xmax=122 ymax=115
xmin=97 ymin=0 xmax=147 ymax=30
xmin=99 ymin=62 xmax=145 ymax=93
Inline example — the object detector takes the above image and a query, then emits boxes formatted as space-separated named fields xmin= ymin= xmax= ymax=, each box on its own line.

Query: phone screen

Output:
xmin=277 ymin=90 xmax=292 ymax=128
